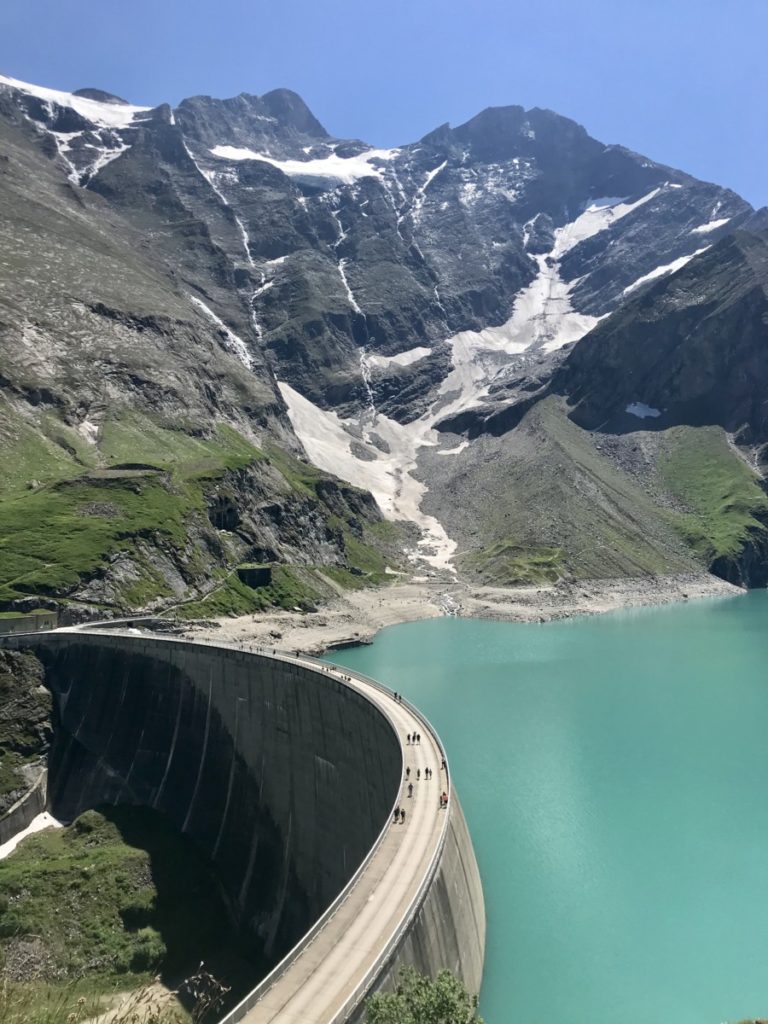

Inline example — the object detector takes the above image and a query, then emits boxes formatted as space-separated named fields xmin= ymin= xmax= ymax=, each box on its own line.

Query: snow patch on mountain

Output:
xmin=0 ymin=812 xmax=62 ymax=861
xmin=626 ymin=402 xmax=661 ymax=419
xmin=444 ymin=192 xmax=664 ymax=359
xmin=552 ymin=188 xmax=663 ymax=258
xmin=0 ymin=74 xmax=150 ymax=128
xmin=278 ymin=382 xmax=456 ymax=571
xmin=453 ymin=188 xmax=665 ymax=356
xmin=209 ymin=145 xmax=398 ymax=183
xmin=503 ymin=254 xmax=602 ymax=354
xmin=438 ymin=441 xmax=469 ymax=456
xmin=411 ymin=160 xmax=448 ymax=223
xmin=691 ymin=217 xmax=731 ymax=235
xmin=368 ymin=347 xmax=432 ymax=369
xmin=623 ymin=247 xmax=711 ymax=295
xmin=266 ymin=181 xmax=729 ymax=571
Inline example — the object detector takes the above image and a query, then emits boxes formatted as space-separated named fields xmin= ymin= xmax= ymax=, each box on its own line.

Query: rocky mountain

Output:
xmin=420 ymin=231 xmax=768 ymax=586
xmin=551 ymin=230 xmax=768 ymax=446
xmin=0 ymin=71 xmax=765 ymax=610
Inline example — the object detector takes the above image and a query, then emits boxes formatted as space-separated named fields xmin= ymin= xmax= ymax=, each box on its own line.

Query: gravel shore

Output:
xmin=183 ymin=573 xmax=742 ymax=655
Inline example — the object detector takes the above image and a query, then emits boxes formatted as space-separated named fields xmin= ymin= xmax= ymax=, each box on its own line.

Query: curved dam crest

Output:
xmin=0 ymin=629 xmax=485 ymax=1023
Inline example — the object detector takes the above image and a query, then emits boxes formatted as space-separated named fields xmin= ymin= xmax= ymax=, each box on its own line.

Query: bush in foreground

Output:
xmin=365 ymin=966 xmax=483 ymax=1024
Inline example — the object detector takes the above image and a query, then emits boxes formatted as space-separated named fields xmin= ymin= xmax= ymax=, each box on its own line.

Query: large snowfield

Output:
xmin=279 ymin=186 xmax=708 ymax=569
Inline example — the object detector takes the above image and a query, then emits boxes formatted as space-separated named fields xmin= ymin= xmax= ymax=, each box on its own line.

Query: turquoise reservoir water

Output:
xmin=326 ymin=590 xmax=768 ymax=1024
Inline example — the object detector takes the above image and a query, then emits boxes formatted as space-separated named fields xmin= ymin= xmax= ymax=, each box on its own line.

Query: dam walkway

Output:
xmin=236 ymin=653 xmax=448 ymax=1024
xmin=79 ymin=631 xmax=452 ymax=1024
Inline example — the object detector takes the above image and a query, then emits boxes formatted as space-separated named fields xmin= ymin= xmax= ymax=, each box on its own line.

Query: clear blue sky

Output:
xmin=2 ymin=0 xmax=766 ymax=207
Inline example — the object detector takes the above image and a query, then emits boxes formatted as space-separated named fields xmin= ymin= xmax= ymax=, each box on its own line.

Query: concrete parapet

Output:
xmin=0 ymin=769 xmax=47 ymax=847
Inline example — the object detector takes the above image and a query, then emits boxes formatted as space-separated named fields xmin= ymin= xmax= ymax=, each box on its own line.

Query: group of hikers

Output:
xmin=390 ymin=689 xmax=450 ymax=824
xmin=392 ymin=757 xmax=449 ymax=823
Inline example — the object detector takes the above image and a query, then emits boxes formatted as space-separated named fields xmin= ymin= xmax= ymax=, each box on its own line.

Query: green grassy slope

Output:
xmin=0 ymin=412 xmax=257 ymax=607
xmin=0 ymin=807 xmax=254 ymax=1018
xmin=659 ymin=426 xmax=768 ymax=574
xmin=434 ymin=398 xmax=768 ymax=585
xmin=0 ymin=406 xmax=396 ymax=615
xmin=432 ymin=396 xmax=700 ymax=582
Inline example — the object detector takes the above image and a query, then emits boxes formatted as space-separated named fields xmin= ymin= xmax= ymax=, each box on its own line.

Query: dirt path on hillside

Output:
xmin=183 ymin=573 xmax=741 ymax=655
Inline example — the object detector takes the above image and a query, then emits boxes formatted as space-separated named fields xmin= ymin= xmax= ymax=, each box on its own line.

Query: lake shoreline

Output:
xmin=183 ymin=572 xmax=742 ymax=655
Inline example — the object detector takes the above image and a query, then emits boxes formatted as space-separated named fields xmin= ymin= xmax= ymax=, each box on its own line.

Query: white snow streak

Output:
xmin=0 ymin=812 xmax=62 ymax=860
xmin=48 ymin=132 xmax=81 ymax=184
xmin=189 ymin=296 xmax=253 ymax=369
xmin=438 ymin=441 xmax=469 ymax=456
xmin=78 ymin=417 xmax=100 ymax=444
xmin=368 ymin=347 xmax=432 ymax=369
xmin=33 ymin=121 xmax=132 ymax=186
xmin=468 ymin=186 xmax=672 ymax=354
xmin=185 ymin=149 xmax=255 ymax=267
xmin=209 ymin=146 xmax=398 ymax=183
xmin=251 ymin=279 xmax=273 ymax=299
xmin=338 ymin=260 xmax=362 ymax=313
xmin=359 ymin=347 xmax=376 ymax=418
xmin=330 ymin=205 xmax=348 ymax=248
xmin=623 ymin=247 xmax=710 ymax=295
xmin=551 ymin=189 xmax=662 ymax=259
xmin=503 ymin=254 xmax=602 ymax=354
xmin=87 ymin=138 xmax=130 ymax=178
xmin=411 ymin=160 xmax=447 ymax=224
xmin=690 ymin=217 xmax=730 ymax=235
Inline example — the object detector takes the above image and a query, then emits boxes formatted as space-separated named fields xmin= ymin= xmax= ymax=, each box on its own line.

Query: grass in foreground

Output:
xmin=0 ymin=807 xmax=254 ymax=1014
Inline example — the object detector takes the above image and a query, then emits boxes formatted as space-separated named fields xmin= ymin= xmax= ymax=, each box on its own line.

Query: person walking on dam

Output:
xmin=400 ymin=808 xmax=406 ymax=824
xmin=393 ymin=806 xmax=400 ymax=823
xmin=405 ymin=766 xmax=411 ymax=779
xmin=408 ymin=782 xmax=413 ymax=798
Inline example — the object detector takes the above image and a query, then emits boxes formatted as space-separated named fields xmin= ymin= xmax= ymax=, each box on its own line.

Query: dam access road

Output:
xmin=0 ymin=626 xmax=485 ymax=1024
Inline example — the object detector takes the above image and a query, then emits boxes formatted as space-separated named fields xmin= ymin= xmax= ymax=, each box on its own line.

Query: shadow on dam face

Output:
xmin=20 ymin=634 xmax=403 ymax=981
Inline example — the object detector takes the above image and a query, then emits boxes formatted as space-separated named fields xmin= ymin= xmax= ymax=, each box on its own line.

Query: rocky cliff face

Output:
xmin=0 ymin=74 xmax=752 ymax=417
xmin=0 ymin=650 xmax=50 ymax=815
xmin=428 ymin=233 xmax=768 ymax=589
xmin=0 ymin=71 xmax=765 ymax=597
xmin=551 ymin=231 xmax=768 ymax=446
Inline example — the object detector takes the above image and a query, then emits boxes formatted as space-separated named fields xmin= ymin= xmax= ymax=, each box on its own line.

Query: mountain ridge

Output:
xmin=0 ymin=70 xmax=765 ymax=614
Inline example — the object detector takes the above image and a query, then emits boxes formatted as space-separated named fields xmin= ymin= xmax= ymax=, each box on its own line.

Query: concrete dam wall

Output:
xmin=3 ymin=630 xmax=485 ymax=1022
